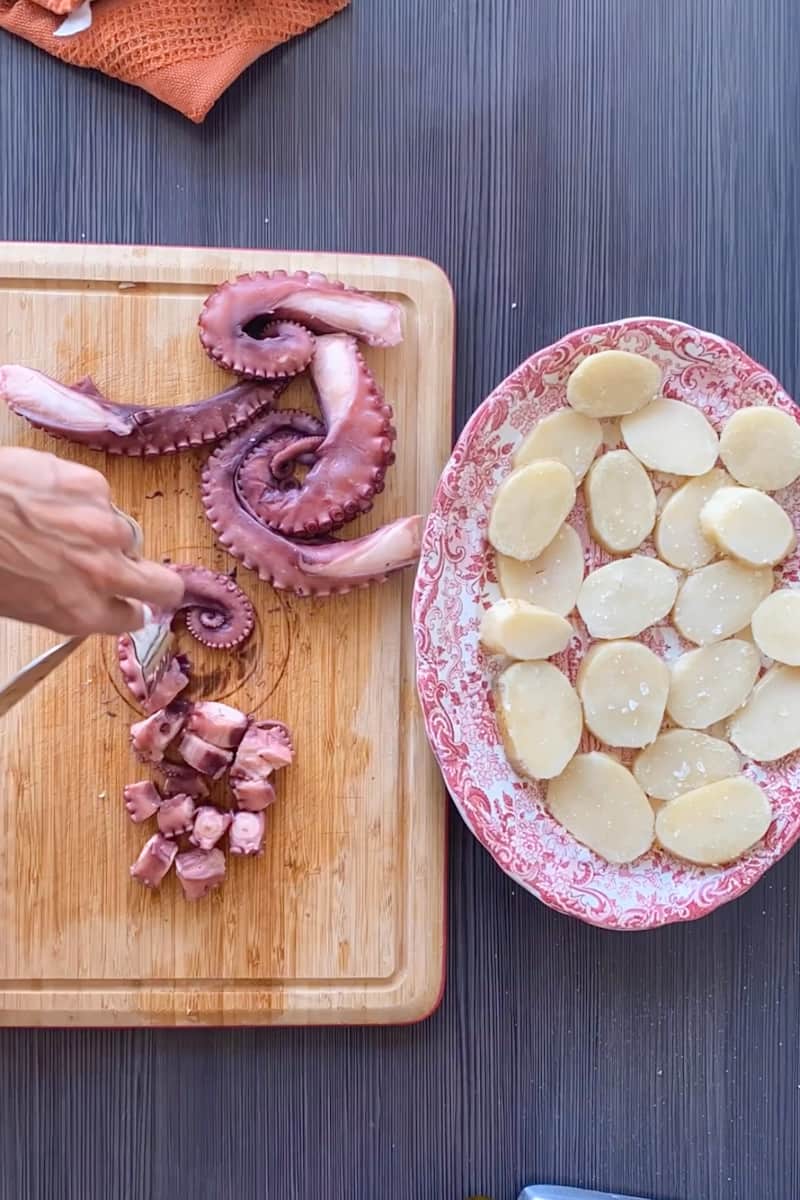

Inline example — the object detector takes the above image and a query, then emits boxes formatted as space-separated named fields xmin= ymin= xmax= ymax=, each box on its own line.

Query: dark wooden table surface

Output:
xmin=1 ymin=2 xmax=800 ymax=1198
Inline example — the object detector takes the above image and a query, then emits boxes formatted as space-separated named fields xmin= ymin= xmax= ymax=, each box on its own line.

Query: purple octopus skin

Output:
xmin=161 ymin=766 xmax=210 ymax=800
xmin=190 ymin=806 xmax=232 ymax=851
xmin=178 ymin=732 xmax=233 ymax=779
xmin=0 ymin=365 xmax=281 ymax=455
xmin=237 ymin=334 xmax=397 ymax=538
xmin=231 ymin=720 xmax=294 ymax=782
xmin=202 ymin=413 xmax=422 ymax=596
xmin=232 ymin=778 xmax=277 ymax=812
xmin=130 ymin=834 xmax=177 ymax=889
xmin=123 ymin=780 xmax=162 ymax=823
xmin=229 ymin=810 xmax=266 ymax=856
xmin=157 ymin=793 xmax=196 ymax=838
xmin=175 ymin=848 xmax=226 ymax=901
xmin=198 ymin=269 xmax=403 ymax=379
xmin=186 ymin=701 xmax=250 ymax=749
xmin=130 ymin=702 xmax=189 ymax=766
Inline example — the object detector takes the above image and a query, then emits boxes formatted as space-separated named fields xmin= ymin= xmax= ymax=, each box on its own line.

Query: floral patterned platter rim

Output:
xmin=412 ymin=316 xmax=800 ymax=930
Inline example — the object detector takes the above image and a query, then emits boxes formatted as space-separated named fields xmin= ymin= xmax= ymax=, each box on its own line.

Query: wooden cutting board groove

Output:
xmin=0 ymin=243 xmax=451 ymax=1026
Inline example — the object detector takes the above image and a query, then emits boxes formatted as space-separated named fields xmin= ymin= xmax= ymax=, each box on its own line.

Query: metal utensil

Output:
xmin=0 ymin=507 xmax=172 ymax=718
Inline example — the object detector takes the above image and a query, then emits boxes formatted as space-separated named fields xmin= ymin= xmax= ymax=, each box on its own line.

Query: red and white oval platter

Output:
xmin=413 ymin=317 xmax=800 ymax=930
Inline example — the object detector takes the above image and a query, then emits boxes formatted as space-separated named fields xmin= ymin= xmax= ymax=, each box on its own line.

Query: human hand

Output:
xmin=0 ymin=446 xmax=184 ymax=635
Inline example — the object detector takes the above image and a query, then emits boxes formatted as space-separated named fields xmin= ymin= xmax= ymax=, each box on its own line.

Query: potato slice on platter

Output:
xmin=719 ymin=406 xmax=800 ymax=491
xmin=666 ymin=639 xmax=761 ymax=729
xmin=655 ymin=776 xmax=772 ymax=865
xmin=751 ymin=589 xmax=800 ymax=665
xmin=566 ymin=350 xmax=661 ymax=418
xmin=577 ymin=555 xmax=678 ymax=638
xmin=514 ymin=409 xmax=602 ymax=481
xmin=479 ymin=599 xmax=572 ymax=659
xmin=699 ymin=486 xmax=796 ymax=567
xmin=621 ymin=398 xmax=719 ymax=476
xmin=728 ymin=664 xmax=800 ymax=762
xmin=488 ymin=460 xmax=576 ymax=560
xmin=654 ymin=468 xmax=732 ymax=570
xmin=584 ymin=449 xmax=657 ymax=553
xmin=633 ymin=730 xmax=740 ymax=801
xmin=546 ymin=752 xmax=655 ymax=863
xmin=496 ymin=523 xmax=584 ymax=617
xmin=672 ymin=560 xmax=773 ymax=645
xmin=577 ymin=640 xmax=668 ymax=748
xmin=494 ymin=662 xmax=583 ymax=780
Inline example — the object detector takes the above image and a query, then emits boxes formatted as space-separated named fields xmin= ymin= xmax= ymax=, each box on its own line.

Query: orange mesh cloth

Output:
xmin=0 ymin=0 xmax=350 ymax=122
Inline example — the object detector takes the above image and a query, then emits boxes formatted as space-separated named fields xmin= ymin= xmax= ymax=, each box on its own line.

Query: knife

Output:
xmin=0 ymin=508 xmax=173 ymax=718
xmin=519 ymin=1187 xmax=653 ymax=1200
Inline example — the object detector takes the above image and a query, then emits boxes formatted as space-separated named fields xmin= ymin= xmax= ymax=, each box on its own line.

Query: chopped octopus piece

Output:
xmin=157 ymin=793 xmax=196 ymax=838
xmin=161 ymin=767 xmax=210 ymax=800
xmin=130 ymin=834 xmax=177 ymax=889
xmin=178 ymin=731 xmax=233 ymax=779
xmin=231 ymin=720 xmax=294 ymax=782
xmin=118 ymin=638 xmax=190 ymax=714
xmin=190 ymin=806 xmax=232 ymax=850
xmin=175 ymin=848 xmax=226 ymax=901
xmin=130 ymin=702 xmax=189 ymax=765
xmin=187 ymin=701 xmax=250 ymax=749
xmin=229 ymin=810 xmax=266 ymax=856
xmin=232 ymin=778 xmax=277 ymax=812
xmin=123 ymin=780 xmax=162 ymax=823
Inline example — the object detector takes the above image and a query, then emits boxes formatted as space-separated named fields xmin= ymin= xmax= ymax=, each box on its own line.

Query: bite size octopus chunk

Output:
xmin=229 ymin=810 xmax=266 ymax=856
xmin=130 ymin=702 xmax=189 ymax=765
xmin=130 ymin=834 xmax=177 ymax=889
xmin=178 ymin=731 xmax=233 ymax=779
xmin=175 ymin=848 xmax=226 ymax=901
xmin=156 ymin=793 xmax=196 ymax=838
xmin=190 ymin=806 xmax=232 ymax=851
xmin=161 ymin=767 xmax=210 ymax=800
xmin=231 ymin=721 xmax=294 ymax=782
xmin=231 ymin=778 xmax=277 ymax=812
xmin=123 ymin=780 xmax=162 ymax=823
xmin=186 ymin=701 xmax=250 ymax=750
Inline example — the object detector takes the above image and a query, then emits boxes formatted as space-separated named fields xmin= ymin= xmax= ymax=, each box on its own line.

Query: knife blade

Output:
xmin=0 ymin=635 xmax=87 ymax=719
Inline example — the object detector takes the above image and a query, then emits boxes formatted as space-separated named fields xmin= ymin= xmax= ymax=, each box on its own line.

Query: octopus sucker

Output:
xmin=198 ymin=270 xmax=403 ymax=383
xmin=0 ymin=365 xmax=283 ymax=456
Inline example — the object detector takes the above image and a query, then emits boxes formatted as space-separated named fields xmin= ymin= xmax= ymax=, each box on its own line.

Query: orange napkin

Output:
xmin=0 ymin=0 xmax=350 ymax=123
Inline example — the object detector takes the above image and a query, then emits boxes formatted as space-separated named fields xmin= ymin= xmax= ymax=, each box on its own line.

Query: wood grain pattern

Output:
xmin=2 ymin=0 xmax=800 ymax=1197
xmin=0 ymin=243 xmax=450 ymax=1025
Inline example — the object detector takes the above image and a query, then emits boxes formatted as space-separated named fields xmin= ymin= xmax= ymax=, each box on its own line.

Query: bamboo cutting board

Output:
xmin=0 ymin=243 xmax=451 ymax=1026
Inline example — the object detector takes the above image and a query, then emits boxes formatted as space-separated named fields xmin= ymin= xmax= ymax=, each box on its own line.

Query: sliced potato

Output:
xmin=719 ymin=406 xmax=800 ymax=491
xmin=566 ymin=350 xmax=661 ymax=419
xmin=655 ymin=776 xmax=772 ymax=865
xmin=672 ymin=560 xmax=773 ymax=645
xmin=494 ymin=662 xmax=583 ymax=780
xmin=479 ymin=599 xmax=572 ymax=659
xmin=666 ymin=639 xmax=761 ymax=729
xmin=496 ymin=523 xmax=584 ymax=616
xmin=699 ymin=486 xmax=796 ymax=567
xmin=577 ymin=555 xmax=678 ymax=638
xmin=621 ymin=398 xmax=719 ymax=475
xmin=514 ymin=409 xmax=602 ymax=481
xmin=751 ymin=589 xmax=800 ymax=665
xmin=633 ymin=730 xmax=740 ymax=801
xmin=577 ymin=640 xmax=668 ymax=748
xmin=546 ymin=752 xmax=655 ymax=863
xmin=654 ymin=468 xmax=732 ymax=569
xmin=585 ymin=449 xmax=657 ymax=554
xmin=488 ymin=460 xmax=576 ymax=561
xmin=728 ymin=664 xmax=800 ymax=762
